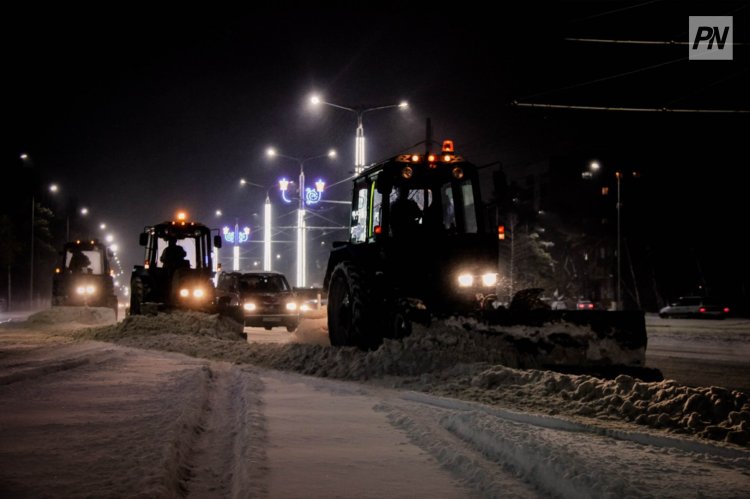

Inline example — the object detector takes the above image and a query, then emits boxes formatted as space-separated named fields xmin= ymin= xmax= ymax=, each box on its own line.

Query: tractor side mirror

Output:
xmin=214 ymin=235 xmax=222 ymax=249
xmin=139 ymin=233 xmax=148 ymax=246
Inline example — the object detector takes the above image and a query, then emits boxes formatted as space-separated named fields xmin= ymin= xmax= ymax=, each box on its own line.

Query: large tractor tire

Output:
xmin=327 ymin=262 xmax=380 ymax=349
xmin=130 ymin=279 xmax=144 ymax=316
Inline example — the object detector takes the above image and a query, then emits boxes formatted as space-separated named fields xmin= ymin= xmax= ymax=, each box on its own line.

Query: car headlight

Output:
xmin=286 ymin=302 xmax=297 ymax=311
xmin=76 ymin=286 xmax=86 ymax=295
xmin=457 ymin=273 xmax=474 ymax=287
xmin=300 ymin=303 xmax=311 ymax=312
xmin=244 ymin=302 xmax=256 ymax=312
xmin=481 ymin=273 xmax=497 ymax=287
xmin=86 ymin=285 xmax=96 ymax=295
xmin=179 ymin=288 xmax=190 ymax=298
xmin=193 ymin=288 xmax=204 ymax=298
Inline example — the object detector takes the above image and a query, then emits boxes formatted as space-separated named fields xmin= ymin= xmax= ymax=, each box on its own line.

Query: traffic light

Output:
xmin=497 ymin=225 xmax=506 ymax=240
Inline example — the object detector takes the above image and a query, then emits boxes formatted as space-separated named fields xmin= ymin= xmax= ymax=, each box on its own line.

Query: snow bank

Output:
xmin=26 ymin=306 xmax=116 ymax=326
xmin=76 ymin=312 xmax=749 ymax=446
xmin=458 ymin=365 xmax=750 ymax=446
xmin=78 ymin=311 xmax=244 ymax=341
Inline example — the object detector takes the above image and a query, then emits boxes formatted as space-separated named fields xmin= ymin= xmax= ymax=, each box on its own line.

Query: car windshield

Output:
xmin=239 ymin=275 xmax=289 ymax=293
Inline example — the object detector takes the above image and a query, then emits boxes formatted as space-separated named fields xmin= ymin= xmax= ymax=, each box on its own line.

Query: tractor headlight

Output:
xmin=481 ymin=273 xmax=498 ymax=287
xmin=457 ymin=273 xmax=474 ymax=287
xmin=286 ymin=302 xmax=297 ymax=311
xmin=179 ymin=288 xmax=190 ymax=298
xmin=244 ymin=302 xmax=257 ymax=312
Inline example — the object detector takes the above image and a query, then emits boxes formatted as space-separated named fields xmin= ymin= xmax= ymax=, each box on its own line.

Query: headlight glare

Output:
xmin=457 ymin=273 xmax=474 ymax=287
xmin=179 ymin=288 xmax=190 ymax=298
xmin=286 ymin=302 xmax=297 ymax=311
xmin=244 ymin=302 xmax=256 ymax=312
xmin=481 ymin=273 xmax=498 ymax=287
xmin=193 ymin=288 xmax=204 ymax=298
xmin=76 ymin=286 xmax=86 ymax=295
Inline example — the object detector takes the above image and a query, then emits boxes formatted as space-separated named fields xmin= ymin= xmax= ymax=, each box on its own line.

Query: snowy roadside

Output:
xmin=54 ymin=309 xmax=750 ymax=448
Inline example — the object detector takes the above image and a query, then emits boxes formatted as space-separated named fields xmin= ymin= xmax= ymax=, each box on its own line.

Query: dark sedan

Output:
xmin=215 ymin=271 xmax=300 ymax=331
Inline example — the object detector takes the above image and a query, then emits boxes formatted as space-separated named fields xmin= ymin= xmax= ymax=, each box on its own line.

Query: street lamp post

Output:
xmin=616 ymin=171 xmax=622 ymax=311
xmin=310 ymin=95 xmax=408 ymax=175
xmin=266 ymin=148 xmax=336 ymax=287
xmin=239 ymin=179 xmax=277 ymax=272
xmin=588 ymin=161 xmax=627 ymax=310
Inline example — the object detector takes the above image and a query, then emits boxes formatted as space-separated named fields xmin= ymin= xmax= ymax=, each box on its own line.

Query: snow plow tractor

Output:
xmin=323 ymin=140 xmax=650 ymax=373
xmin=130 ymin=212 xmax=222 ymax=315
xmin=52 ymin=239 xmax=119 ymax=316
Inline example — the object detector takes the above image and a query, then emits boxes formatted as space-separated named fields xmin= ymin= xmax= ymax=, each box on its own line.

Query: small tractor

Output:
xmin=129 ymin=212 xmax=222 ymax=315
xmin=323 ymin=138 xmax=649 ymax=371
xmin=52 ymin=239 xmax=119 ymax=317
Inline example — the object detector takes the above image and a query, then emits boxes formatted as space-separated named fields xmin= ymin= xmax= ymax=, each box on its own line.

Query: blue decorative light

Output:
xmin=305 ymin=188 xmax=321 ymax=205
xmin=223 ymin=224 xmax=251 ymax=244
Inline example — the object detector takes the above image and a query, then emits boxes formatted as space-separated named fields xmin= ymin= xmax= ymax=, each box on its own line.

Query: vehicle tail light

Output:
xmin=588 ymin=303 xmax=594 ymax=309
xmin=724 ymin=307 xmax=730 ymax=313
xmin=699 ymin=307 xmax=706 ymax=313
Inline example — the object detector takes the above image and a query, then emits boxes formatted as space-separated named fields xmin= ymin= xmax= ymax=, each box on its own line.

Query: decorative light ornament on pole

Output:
xmin=267 ymin=147 xmax=336 ymax=287
xmin=309 ymin=95 xmax=408 ymax=175
xmin=223 ymin=224 xmax=251 ymax=271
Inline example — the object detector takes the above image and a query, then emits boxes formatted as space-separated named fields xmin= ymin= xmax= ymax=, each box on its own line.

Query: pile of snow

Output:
xmin=76 ymin=312 xmax=749 ymax=446
xmin=78 ymin=311 xmax=244 ymax=342
xmin=27 ymin=306 xmax=116 ymax=326
xmin=430 ymin=365 xmax=750 ymax=446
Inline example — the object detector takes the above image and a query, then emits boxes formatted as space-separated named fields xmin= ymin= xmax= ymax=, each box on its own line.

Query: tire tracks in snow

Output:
xmin=163 ymin=362 xmax=269 ymax=498
xmin=377 ymin=392 xmax=750 ymax=498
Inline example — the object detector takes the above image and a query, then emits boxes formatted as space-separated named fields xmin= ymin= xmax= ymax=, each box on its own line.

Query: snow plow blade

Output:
xmin=460 ymin=309 xmax=653 ymax=377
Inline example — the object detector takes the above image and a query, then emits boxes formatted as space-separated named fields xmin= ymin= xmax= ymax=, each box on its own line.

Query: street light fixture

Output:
xmin=266 ymin=147 xmax=336 ymax=286
xmin=309 ymin=94 xmax=408 ymax=175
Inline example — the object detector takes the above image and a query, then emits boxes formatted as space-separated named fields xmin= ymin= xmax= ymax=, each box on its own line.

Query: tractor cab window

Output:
xmin=156 ymin=238 xmax=196 ymax=269
xmin=461 ymin=180 xmax=478 ymax=233
xmin=388 ymin=187 xmax=428 ymax=237
xmin=386 ymin=178 xmax=478 ymax=236
xmin=350 ymin=185 xmax=368 ymax=243
xmin=66 ymin=249 xmax=102 ymax=274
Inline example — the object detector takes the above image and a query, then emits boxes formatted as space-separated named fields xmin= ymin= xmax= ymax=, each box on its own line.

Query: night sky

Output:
xmin=5 ymin=2 xmax=749 ymax=307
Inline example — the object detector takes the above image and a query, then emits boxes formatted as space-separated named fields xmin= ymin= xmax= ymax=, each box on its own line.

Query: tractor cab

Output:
xmin=349 ymin=140 xmax=483 ymax=243
xmin=52 ymin=239 xmax=118 ymax=315
xmin=130 ymin=212 xmax=222 ymax=314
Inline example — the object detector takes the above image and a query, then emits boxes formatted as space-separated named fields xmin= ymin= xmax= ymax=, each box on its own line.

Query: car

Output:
xmin=215 ymin=271 xmax=300 ymax=331
xmin=576 ymin=299 xmax=597 ymax=310
xmin=658 ymin=296 xmax=730 ymax=319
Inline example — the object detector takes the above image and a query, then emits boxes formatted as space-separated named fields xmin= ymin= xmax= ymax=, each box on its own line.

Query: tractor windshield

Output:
xmin=156 ymin=238 xmax=196 ymax=269
xmin=65 ymin=249 xmax=103 ymax=274
xmin=387 ymin=178 xmax=478 ymax=237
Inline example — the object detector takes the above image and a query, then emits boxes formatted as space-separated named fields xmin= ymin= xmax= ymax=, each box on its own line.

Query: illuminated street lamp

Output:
xmin=587 ymin=160 xmax=638 ymax=311
xmin=266 ymin=147 xmax=336 ymax=286
xmin=310 ymin=95 xmax=408 ymax=174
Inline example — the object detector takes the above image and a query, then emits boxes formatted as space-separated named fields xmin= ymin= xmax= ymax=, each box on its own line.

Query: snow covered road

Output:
xmin=1 ymin=310 xmax=750 ymax=497
xmin=1 ymin=322 xmax=749 ymax=497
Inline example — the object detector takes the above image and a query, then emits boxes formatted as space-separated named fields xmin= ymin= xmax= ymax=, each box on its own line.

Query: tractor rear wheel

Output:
xmin=327 ymin=262 xmax=380 ymax=349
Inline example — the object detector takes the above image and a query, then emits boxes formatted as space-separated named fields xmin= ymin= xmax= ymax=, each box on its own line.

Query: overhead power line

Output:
xmin=565 ymin=37 xmax=749 ymax=46
xmin=512 ymin=101 xmax=750 ymax=114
